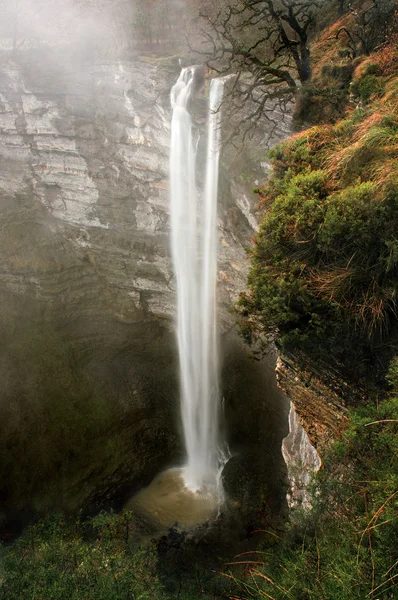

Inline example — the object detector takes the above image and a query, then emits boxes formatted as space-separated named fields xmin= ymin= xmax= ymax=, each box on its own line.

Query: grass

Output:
xmin=0 ymin=510 xmax=237 ymax=600
xmin=0 ymin=512 xmax=163 ymax=600
xmin=236 ymin=40 xmax=398 ymax=372
xmin=223 ymin=380 xmax=398 ymax=600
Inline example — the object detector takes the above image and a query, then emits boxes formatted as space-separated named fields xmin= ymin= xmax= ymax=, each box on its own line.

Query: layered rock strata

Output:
xmin=276 ymin=352 xmax=352 ymax=451
xmin=0 ymin=46 xmax=281 ymax=518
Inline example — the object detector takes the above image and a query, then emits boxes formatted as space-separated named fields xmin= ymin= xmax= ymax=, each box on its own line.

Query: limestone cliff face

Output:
xmin=0 ymin=43 xmax=350 ymax=519
xmin=0 ymin=54 xmax=261 ymax=330
xmin=282 ymin=403 xmax=321 ymax=509
xmin=0 ymin=46 xmax=275 ymax=518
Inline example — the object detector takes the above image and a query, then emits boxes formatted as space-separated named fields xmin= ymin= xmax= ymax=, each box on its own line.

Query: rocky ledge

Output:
xmin=276 ymin=351 xmax=357 ymax=451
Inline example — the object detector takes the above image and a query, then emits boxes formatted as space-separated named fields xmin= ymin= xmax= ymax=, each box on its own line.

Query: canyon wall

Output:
xmin=0 ymin=42 xmax=290 ymax=519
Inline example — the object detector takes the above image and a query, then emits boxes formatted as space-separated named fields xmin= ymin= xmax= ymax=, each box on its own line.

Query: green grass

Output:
xmin=0 ymin=512 xmax=162 ymax=600
xmin=0 ymin=510 xmax=231 ymax=600
xmin=2 ymin=389 xmax=396 ymax=600
xmin=236 ymin=44 xmax=398 ymax=375
xmin=223 ymin=385 xmax=398 ymax=600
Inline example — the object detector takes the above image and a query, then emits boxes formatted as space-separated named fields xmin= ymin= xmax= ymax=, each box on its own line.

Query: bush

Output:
xmin=352 ymin=74 xmax=386 ymax=103
xmin=237 ymin=57 xmax=398 ymax=370
xmin=224 ymin=382 xmax=398 ymax=600
xmin=0 ymin=512 xmax=163 ymax=600
xmin=0 ymin=512 xmax=231 ymax=600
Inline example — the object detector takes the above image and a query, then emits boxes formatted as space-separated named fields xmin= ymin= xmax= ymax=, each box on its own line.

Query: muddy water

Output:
xmin=125 ymin=331 xmax=290 ymax=544
xmin=125 ymin=467 xmax=221 ymax=531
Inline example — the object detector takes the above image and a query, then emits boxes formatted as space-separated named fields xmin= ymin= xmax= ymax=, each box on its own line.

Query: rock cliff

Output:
xmin=276 ymin=352 xmax=354 ymax=451
xmin=0 ymin=50 xmax=264 ymax=333
xmin=0 ymin=43 xmax=291 ymax=520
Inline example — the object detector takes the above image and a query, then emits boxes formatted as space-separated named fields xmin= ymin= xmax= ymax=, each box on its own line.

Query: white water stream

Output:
xmin=170 ymin=68 xmax=225 ymax=492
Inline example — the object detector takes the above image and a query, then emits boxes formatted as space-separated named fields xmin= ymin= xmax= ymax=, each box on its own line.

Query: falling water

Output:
xmin=170 ymin=68 xmax=225 ymax=492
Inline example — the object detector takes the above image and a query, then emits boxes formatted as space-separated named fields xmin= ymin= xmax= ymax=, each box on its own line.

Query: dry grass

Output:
xmin=311 ymin=68 xmax=398 ymax=185
xmin=370 ymin=158 xmax=398 ymax=188
xmin=352 ymin=58 xmax=378 ymax=83
xmin=311 ymin=14 xmax=356 ymax=82
xmin=291 ymin=44 xmax=397 ymax=334
xmin=249 ymin=33 xmax=398 ymax=342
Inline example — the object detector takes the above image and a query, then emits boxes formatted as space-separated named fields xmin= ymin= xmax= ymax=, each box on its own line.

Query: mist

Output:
xmin=0 ymin=0 xmax=196 ymax=61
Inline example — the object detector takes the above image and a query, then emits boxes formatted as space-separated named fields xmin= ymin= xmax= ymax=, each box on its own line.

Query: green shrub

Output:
xmin=236 ymin=71 xmax=398 ymax=369
xmin=225 ymin=388 xmax=398 ymax=600
xmin=353 ymin=74 xmax=386 ymax=103
xmin=0 ymin=511 xmax=231 ymax=600
xmin=0 ymin=512 xmax=163 ymax=600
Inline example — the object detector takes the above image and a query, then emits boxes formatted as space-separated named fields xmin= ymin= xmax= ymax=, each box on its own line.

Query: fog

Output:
xmin=0 ymin=0 xmax=134 ymax=57
xmin=0 ymin=0 xmax=194 ymax=60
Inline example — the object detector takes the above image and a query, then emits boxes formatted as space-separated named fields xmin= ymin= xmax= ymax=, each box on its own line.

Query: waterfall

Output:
xmin=170 ymin=68 xmax=225 ymax=492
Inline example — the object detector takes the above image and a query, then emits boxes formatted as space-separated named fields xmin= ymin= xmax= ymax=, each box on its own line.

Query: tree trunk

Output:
xmin=338 ymin=0 xmax=346 ymax=16
xmin=298 ymin=46 xmax=312 ymax=83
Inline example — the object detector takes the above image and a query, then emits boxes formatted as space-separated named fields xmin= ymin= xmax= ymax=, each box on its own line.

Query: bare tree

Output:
xmin=332 ymin=0 xmax=396 ymax=57
xmin=198 ymin=1 xmax=324 ymax=82
xmin=337 ymin=0 xmax=350 ymax=15
xmin=191 ymin=0 xmax=325 ymax=139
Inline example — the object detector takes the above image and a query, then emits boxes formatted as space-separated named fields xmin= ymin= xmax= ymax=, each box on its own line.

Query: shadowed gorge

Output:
xmin=0 ymin=5 xmax=289 ymax=532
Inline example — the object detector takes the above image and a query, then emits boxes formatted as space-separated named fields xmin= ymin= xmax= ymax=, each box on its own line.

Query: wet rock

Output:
xmin=0 ymin=47 xmax=270 ymax=520
xmin=282 ymin=403 xmax=321 ymax=509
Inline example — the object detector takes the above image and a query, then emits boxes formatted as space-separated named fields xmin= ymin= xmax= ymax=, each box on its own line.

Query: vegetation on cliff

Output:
xmin=0 ymin=511 xmax=231 ymax=599
xmin=237 ymin=29 xmax=398 ymax=380
xmin=232 ymin=14 xmax=398 ymax=600
xmin=196 ymin=0 xmax=396 ymax=139
xmin=225 ymin=382 xmax=397 ymax=599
